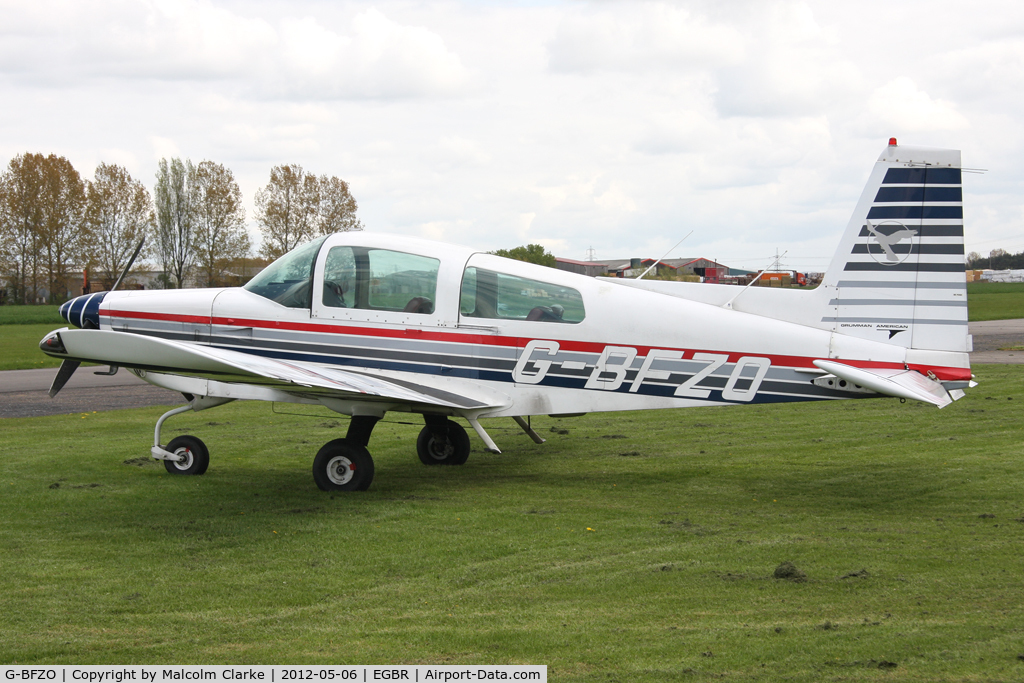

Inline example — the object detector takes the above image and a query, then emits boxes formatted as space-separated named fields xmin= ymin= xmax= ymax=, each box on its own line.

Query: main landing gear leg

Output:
xmin=150 ymin=396 xmax=234 ymax=475
xmin=417 ymin=414 xmax=472 ymax=465
xmin=312 ymin=414 xmax=380 ymax=492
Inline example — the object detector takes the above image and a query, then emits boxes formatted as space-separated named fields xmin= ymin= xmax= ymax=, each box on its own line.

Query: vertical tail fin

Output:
xmin=819 ymin=141 xmax=968 ymax=352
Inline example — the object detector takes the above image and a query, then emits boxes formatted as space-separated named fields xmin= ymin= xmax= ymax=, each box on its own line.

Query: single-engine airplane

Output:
xmin=40 ymin=140 xmax=975 ymax=491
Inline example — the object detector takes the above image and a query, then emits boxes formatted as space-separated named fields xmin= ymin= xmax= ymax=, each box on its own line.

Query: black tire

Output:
xmin=417 ymin=420 xmax=471 ymax=466
xmin=164 ymin=435 xmax=210 ymax=475
xmin=313 ymin=439 xmax=375 ymax=491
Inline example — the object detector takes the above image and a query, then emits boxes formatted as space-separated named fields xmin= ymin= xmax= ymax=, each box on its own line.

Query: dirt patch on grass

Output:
xmin=840 ymin=569 xmax=870 ymax=579
xmin=659 ymin=518 xmax=715 ymax=536
xmin=773 ymin=561 xmax=806 ymax=582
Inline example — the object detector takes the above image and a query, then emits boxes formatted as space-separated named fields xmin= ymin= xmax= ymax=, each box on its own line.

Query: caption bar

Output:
xmin=1 ymin=667 xmax=545 ymax=683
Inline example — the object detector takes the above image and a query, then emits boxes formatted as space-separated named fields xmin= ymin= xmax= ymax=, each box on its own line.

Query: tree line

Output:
xmin=0 ymin=153 xmax=361 ymax=304
xmin=967 ymin=249 xmax=1024 ymax=271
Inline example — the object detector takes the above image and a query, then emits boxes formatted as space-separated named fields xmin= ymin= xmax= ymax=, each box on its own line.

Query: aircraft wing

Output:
xmin=46 ymin=328 xmax=507 ymax=411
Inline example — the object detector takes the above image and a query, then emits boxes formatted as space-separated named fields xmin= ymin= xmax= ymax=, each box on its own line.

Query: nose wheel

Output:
xmin=163 ymin=435 xmax=210 ymax=475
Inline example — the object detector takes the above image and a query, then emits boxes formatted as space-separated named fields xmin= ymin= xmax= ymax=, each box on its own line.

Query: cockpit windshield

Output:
xmin=244 ymin=236 xmax=328 ymax=308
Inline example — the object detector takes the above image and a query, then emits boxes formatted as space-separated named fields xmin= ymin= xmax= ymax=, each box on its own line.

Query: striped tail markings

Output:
xmin=819 ymin=145 xmax=968 ymax=352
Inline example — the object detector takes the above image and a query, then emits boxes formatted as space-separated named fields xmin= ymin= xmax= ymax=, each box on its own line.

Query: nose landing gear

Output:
xmin=150 ymin=397 xmax=232 ymax=476
xmin=163 ymin=435 xmax=210 ymax=475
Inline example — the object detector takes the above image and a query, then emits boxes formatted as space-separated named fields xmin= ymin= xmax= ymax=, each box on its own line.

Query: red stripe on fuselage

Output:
xmin=101 ymin=308 xmax=970 ymax=380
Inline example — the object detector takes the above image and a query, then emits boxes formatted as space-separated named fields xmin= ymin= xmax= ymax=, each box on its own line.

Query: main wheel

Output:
xmin=313 ymin=439 xmax=375 ymax=491
xmin=417 ymin=420 xmax=471 ymax=466
xmin=164 ymin=435 xmax=210 ymax=475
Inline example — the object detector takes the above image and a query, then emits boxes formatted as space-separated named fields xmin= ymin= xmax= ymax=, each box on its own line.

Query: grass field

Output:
xmin=0 ymin=323 xmax=68 ymax=370
xmin=966 ymin=282 xmax=1024 ymax=321
xmin=0 ymin=305 xmax=63 ymax=325
xmin=0 ymin=306 xmax=67 ymax=370
xmin=1 ymin=365 xmax=1023 ymax=679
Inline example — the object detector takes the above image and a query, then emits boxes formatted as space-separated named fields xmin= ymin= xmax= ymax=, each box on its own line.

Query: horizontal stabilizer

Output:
xmin=813 ymin=359 xmax=953 ymax=408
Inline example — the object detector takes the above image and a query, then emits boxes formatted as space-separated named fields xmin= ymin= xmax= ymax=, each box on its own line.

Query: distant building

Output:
xmin=980 ymin=269 xmax=1024 ymax=283
xmin=599 ymin=257 xmax=733 ymax=282
xmin=555 ymin=257 xmax=609 ymax=277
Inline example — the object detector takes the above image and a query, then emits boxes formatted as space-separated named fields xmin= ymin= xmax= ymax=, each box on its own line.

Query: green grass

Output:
xmin=0 ymin=305 xmax=64 ymax=325
xmin=0 ymin=323 xmax=66 ymax=370
xmin=2 ymin=366 xmax=1024 ymax=680
xmin=0 ymin=306 xmax=68 ymax=370
xmin=966 ymin=282 xmax=1024 ymax=321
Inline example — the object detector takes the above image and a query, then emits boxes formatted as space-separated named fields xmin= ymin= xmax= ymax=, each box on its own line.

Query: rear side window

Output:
xmin=460 ymin=267 xmax=585 ymax=323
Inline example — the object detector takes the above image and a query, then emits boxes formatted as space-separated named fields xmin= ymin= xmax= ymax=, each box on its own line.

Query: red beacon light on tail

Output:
xmin=888 ymin=137 xmax=898 ymax=146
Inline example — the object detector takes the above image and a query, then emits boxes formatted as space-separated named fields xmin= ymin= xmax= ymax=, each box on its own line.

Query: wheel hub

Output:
xmin=326 ymin=455 xmax=356 ymax=485
xmin=172 ymin=447 xmax=193 ymax=470
xmin=428 ymin=437 xmax=453 ymax=460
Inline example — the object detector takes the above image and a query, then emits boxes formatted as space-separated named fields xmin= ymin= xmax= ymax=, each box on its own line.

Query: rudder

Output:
xmin=819 ymin=141 xmax=969 ymax=352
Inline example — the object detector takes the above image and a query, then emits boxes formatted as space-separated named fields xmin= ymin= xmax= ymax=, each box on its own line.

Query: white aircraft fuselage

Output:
xmin=41 ymin=141 xmax=974 ymax=491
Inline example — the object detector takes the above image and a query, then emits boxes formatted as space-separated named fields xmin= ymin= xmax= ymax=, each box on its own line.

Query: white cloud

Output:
xmin=1 ymin=0 xmax=1022 ymax=270
xmin=712 ymin=3 xmax=862 ymax=118
xmin=861 ymin=77 xmax=971 ymax=134
xmin=150 ymin=136 xmax=181 ymax=163
xmin=273 ymin=9 xmax=470 ymax=99
xmin=547 ymin=3 xmax=743 ymax=73
xmin=0 ymin=1 xmax=468 ymax=100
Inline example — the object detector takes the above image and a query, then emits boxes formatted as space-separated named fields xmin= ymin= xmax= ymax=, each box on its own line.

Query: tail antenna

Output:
xmin=636 ymin=231 xmax=694 ymax=280
xmin=722 ymin=250 xmax=787 ymax=310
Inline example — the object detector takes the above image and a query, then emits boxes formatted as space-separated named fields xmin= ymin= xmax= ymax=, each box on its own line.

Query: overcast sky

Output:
xmin=2 ymin=0 xmax=1021 ymax=272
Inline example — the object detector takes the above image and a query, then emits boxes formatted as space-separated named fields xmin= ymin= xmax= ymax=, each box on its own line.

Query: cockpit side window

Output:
xmin=460 ymin=267 xmax=585 ymax=323
xmin=244 ymin=236 xmax=328 ymax=308
xmin=321 ymin=246 xmax=439 ymax=314
xmin=321 ymin=247 xmax=356 ymax=308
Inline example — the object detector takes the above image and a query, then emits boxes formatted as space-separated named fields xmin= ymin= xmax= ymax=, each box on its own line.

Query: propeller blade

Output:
xmin=48 ymin=360 xmax=81 ymax=398
xmin=110 ymin=237 xmax=145 ymax=292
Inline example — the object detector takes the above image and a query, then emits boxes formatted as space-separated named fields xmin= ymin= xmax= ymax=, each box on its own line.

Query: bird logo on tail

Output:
xmin=866 ymin=221 xmax=917 ymax=265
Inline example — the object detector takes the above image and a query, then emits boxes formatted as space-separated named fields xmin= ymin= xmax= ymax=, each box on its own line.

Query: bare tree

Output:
xmin=192 ymin=161 xmax=250 ymax=287
xmin=0 ymin=153 xmax=87 ymax=304
xmin=40 ymin=156 xmax=87 ymax=302
xmin=85 ymin=163 xmax=153 ymax=289
xmin=255 ymin=164 xmax=361 ymax=260
xmin=315 ymin=174 xmax=363 ymax=235
xmin=254 ymin=164 xmax=316 ymax=260
xmin=154 ymin=158 xmax=196 ymax=288
xmin=0 ymin=154 xmax=45 ymax=303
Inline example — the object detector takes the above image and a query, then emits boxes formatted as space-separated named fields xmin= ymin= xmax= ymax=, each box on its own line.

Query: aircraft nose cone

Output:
xmin=60 ymin=292 xmax=106 ymax=329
